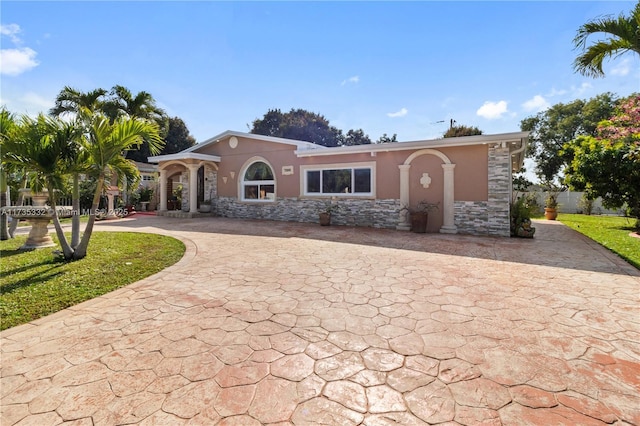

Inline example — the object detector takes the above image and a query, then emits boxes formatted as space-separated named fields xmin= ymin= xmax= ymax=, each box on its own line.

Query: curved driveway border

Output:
xmin=1 ymin=216 xmax=639 ymax=425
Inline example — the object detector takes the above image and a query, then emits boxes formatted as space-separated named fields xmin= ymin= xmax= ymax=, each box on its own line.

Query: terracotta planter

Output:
xmin=544 ymin=208 xmax=558 ymax=220
xmin=319 ymin=212 xmax=331 ymax=226
xmin=410 ymin=212 xmax=428 ymax=233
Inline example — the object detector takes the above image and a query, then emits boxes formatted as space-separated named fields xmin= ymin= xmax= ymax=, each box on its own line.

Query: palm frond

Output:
xmin=573 ymin=3 xmax=640 ymax=77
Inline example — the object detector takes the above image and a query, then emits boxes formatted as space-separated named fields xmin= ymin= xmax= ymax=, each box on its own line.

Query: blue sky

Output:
xmin=1 ymin=1 xmax=638 ymax=146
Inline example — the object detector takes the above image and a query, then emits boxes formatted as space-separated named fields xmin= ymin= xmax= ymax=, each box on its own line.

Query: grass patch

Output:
xmin=558 ymin=214 xmax=640 ymax=270
xmin=0 ymin=232 xmax=185 ymax=330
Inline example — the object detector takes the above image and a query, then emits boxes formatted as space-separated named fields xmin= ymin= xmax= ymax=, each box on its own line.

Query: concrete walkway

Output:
xmin=1 ymin=216 xmax=639 ymax=425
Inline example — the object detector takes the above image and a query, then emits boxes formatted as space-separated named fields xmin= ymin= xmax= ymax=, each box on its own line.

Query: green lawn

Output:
xmin=0 ymin=232 xmax=185 ymax=331
xmin=558 ymin=214 xmax=640 ymax=270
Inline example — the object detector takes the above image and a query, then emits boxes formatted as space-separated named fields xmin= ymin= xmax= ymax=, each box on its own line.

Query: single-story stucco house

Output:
xmin=148 ymin=130 xmax=529 ymax=237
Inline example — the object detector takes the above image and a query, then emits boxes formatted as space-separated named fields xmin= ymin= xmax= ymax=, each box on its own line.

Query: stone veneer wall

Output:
xmin=214 ymin=197 xmax=401 ymax=229
xmin=454 ymin=201 xmax=489 ymax=235
xmin=453 ymin=145 xmax=511 ymax=237
xmin=180 ymin=171 xmax=189 ymax=211
xmin=205 ymin=169 xmax=217 ymax=202
xmin=486 ymin=144 xmax=511 ymax=237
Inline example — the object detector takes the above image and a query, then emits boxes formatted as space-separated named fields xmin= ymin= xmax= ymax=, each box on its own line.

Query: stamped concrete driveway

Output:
xmin=1 ymin=216 xmax=639 ymax=425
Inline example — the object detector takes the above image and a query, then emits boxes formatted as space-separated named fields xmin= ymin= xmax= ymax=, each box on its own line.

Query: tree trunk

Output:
xmin=71 ymin=173 xmax=80 ymax=248
xmin=73 ymin=175 xmax=104 ymax=260
xmin=47 ymin=183 xmax=75 ymax=260
xmin=8 ymin=177 xmax=28 ymax=238
xmin=0 ymin=191 xmax=8 ymax=241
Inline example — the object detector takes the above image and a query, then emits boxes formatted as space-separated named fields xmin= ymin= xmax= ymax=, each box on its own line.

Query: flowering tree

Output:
xmin=563 ymin=94 xmax=640 ymax=228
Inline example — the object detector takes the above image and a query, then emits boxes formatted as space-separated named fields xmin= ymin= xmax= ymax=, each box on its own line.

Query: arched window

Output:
xmin=242 ymin=161 xmax=275 ymax=201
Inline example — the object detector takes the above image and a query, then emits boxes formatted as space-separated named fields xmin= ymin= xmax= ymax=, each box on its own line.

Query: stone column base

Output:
xmin=22 ymin=218 xmax=55 ymax=249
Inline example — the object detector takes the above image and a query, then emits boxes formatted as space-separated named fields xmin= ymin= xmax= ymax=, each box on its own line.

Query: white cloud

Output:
xmin=571 ymin=82 xmax=592 ymax=96
xmin=611 ymin=58 xmax=630 ymax=76
xmin=1 ymin=92 xmax=54 ymax=115
xmin=476 ymin=100 xmax=508 ymax=119
xmin=341 ymin=75 xmax=360 ymax=86
xmin=0 ymin=23 xmax=40 ymax=76
xmin=522 ymin=95 xmax=549 ymax=113
xmin=21 ymin=92 xmax=54 ymax=110
xmin=0 ymin=47 xmax=39 ymax=75
xmin=1 ymin=24 xmax=22 ymax=44
xmin=545 ymin=88 xmax=567 ymax=97
xmin=387 ymin=107 xmax=408 ymax=118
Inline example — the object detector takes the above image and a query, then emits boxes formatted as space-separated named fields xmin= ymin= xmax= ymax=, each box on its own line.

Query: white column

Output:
xmin=159 ymin=169 xmax=167 ymax=211
xmin=397 ymin=164 xmax=411 ymax=230
xmin=189 ymin=165 xmax=198 ymax=213
xmin=106 ymin=191 xmax=116 ymax=218
xmin=440 ymin=163 xmax=457 ymax=234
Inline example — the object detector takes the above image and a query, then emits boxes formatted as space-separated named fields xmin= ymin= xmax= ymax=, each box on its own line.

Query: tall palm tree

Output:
xmin=50 ymin=86 xmax=108 ymax=118
xmin=573 ymin=2 xmax=640 ymax=78
xmin=104 ymin=85 xmax=168 ymax=163
xmin=50 ymin=87 xmax=108 ymax=247
xmin=73 ymin=112 xmax=163 ymax=259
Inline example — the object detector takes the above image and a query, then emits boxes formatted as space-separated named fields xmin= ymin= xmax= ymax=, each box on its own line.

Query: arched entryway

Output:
xmin=158 ymin=159 xmax=219 ymax=213
xmin=397 ymin=149 xmax=457 ymax=233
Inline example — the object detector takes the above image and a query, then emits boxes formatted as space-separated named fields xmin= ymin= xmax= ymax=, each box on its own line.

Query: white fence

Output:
xmin=520 ymin=191 xmax=623 ymax=215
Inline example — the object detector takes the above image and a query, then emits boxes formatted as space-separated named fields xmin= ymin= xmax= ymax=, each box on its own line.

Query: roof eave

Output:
xmin=147 ymin=152 xmax=222 ymax=163
xmin=294 ymin=131 xmax=531 ymax=157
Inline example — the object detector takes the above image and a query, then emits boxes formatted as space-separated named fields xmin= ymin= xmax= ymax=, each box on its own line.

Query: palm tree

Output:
xmin=50 ymin=86 xmax=109 ymax=246
xmin=73 ymin=112 xmax=163 ymax=259
xmin=1 ymin=114 xmax=81 ymax=258
xmin=0 ymin=109 xmax=17 ymax=240
xmin=573 ymin=2 xmax=640 ymax=78
xmin=106 ymin=85 xmax=166 ymax=123
xmin=50 ymin=86 xmax=108 ymax=117
xmin=104 ymin=85 xmax=168 ymax=163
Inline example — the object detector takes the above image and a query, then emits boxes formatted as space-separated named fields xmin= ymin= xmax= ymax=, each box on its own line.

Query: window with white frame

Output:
xmin=242 ymin=161 xmax=275 ymax=201
xmin=303 ymin=163 xmax=374 ymax=196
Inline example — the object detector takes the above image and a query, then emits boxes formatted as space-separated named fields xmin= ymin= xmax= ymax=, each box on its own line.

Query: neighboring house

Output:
xmin=148 ymin=130 xmax=529 ymax=237
xmin=133 ymin=161 xmax=159 ymax=189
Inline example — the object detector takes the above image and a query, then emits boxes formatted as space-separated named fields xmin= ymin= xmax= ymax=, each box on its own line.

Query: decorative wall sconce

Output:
xmin=420 ymin=173 xmax=432 ymax=189
xmin=230 ymin=171 xmax=235 ymax=180
xmin=222 ymin=177 xmax=228 ymax=184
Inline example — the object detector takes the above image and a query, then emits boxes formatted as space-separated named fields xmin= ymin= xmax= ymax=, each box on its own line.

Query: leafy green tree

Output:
xmin=343 ymin=129 xmax=372 ymax=146
xmin=573 ymin=2 xmax=640 ymax=78
xmin=521 ymin=93 xmax=618 ymax=183
xmin=163 ymin=117 xmax=196 ymax=155
xmin=251 ymin=108 xmax=344 ymax=147
xmin=251 ymin=108 xmax=403 ymax=147
xmin=443 ymin=125 xmax=482 ymax=138
xmin=376 ymin=133 xmax=398 ymax=144
xmin=563 ymin=94 xmax=640 ymax=228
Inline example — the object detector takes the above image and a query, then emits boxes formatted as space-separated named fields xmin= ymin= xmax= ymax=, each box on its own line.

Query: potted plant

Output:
xmin=402 ymin=201 xmax=439 ymax=233
xmin=319 ymin=200 xmax=339 ymax=226
xmin=544 ymin=193 xmax=559 ymax=220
